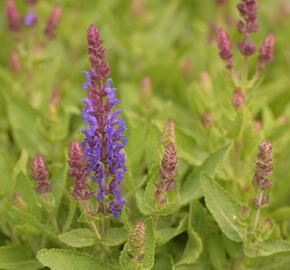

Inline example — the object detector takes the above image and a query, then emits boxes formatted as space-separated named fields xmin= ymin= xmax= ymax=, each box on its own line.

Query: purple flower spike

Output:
xmin=24 ymin=8 xmax=38 ymax=27
xmin=81 ymin=25 xmax=127 ymax=218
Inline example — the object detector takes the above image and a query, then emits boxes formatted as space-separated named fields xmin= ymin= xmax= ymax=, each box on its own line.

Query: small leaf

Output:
xmin=59 ymin=228 xmax=97 ymax=248
xmin=202 ymin=174 xmax=245 ymax=242
xmin=120 ymin=217 xmax=155 ymax=270
xmin=244 ymin=240 xmax=290 ymax=257
xmin=181 ymin=145 xmax=229 ymax=206
xmin=102 ymin=227 xmax=128 ymax=247
xmin=37 ymin=248 xmax=113 ymax=270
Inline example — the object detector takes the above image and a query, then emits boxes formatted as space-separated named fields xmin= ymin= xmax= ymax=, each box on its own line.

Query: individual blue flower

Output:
xmin=24 ymin=8 xmax=38 ymax=27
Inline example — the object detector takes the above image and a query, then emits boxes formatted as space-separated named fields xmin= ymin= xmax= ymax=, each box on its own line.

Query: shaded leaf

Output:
xmin=181 ymin=145 xmax=230 ymax=206
xmin=244 ymin=240 xmax=290 ymax=257
xmin=0 ymin=245 xmax=40 ymax=270
xmin=202 ymin=174 xmax=245 ymax=242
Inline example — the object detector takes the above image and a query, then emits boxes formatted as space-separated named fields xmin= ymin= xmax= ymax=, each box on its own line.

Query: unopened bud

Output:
xmin=13 ymin=193 xmax=28 ymax=210
xmin=32 ymin=154 xmax=52 ymax=195
xmin=44 ymin=5 xmax=62 ymax=40
xmin=203 ymin=112 xmax=214 ymax=128
xmin=161 ymin=119 xmax=175 ymax=146
xmin=232 ymin=88 xmax=245 ymax=109
xmin=9 ymin=51 xmax=21 ymax=73
xmin=258 ymin=34 xmax=275 ymax=68
xmin=216 ymin=28 xmax=233 ymax=69
xmin=6 ymin=0 xmax=22 ymax=34
xmin=140 ymin=75 xmax=152 ymax=101
xmin=199 ymin=71 xmax=212 ymax=92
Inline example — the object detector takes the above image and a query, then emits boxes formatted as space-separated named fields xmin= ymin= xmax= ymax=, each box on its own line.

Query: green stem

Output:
xmin=252 ymin=190 xmax=264 ymax=233
xmin=241 ymin=56 xmax=248 ymax=90
xmin=50 ymin=213 xmax=61 ymax=234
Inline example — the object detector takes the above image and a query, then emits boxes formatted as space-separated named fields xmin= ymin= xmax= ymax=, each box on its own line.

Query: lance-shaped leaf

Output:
xmin=181 ymin=144 xmax=230 ymax=205
xmin=145 ymin=124 xmax=162 ymax=174
xmin=244 ymin=240 xmax=290 ymax=257
xmin=120 ymin=217 xmax=155 ymax=270
xmin=37 ymin=249 xmax=114 ymax=270
xmin=202 ymin=174 xmax=245 ymax=242
xmin=175 ymin=203 xmax=203 ymax=266
xmin=59 ymin=228 xmax=97 ymax=248
xmin=248 ymin=252 xmax=290 ymax=270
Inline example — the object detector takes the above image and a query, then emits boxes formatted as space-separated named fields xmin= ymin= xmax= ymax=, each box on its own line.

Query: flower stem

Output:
xmin=252 ymin=190 xmax=264 ymax=233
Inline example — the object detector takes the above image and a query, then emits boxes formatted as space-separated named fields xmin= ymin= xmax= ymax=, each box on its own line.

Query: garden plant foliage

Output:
xmin=1 ymin=0 xmax=290 ymax=269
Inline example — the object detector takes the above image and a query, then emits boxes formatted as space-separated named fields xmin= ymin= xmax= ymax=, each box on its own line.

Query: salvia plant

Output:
xmin=1 ymin=0 xmax=290 ymax=269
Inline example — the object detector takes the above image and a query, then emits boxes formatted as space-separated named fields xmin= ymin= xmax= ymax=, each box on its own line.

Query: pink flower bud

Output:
xmin=259 ymin=34 xmax=275 ymax=67
xmin=232 ymin=88 xmax=245 ymax=109
xmin=32 ymin=154 xmax=52 ymax=195
xmin=44 ymin=5 xmax=62 ymax=40
xmin=6 ymin=0 xmax=22 ymax=33
xmin=217 ymin=28 xmax=233 ymax=69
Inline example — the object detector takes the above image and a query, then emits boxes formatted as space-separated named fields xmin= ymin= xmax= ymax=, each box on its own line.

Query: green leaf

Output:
xmin=202 ymin=174 xmax=245 ymax=242
xmin=120 ymin=217 xmax=155 ymax=270
xmin=0 ymin=149 xmax=13 ymax=198
xmin=6 ymin=97 xmax=49 ymax=155
xmin=181 ymin=145 xmax=230 ymax=206
xmin=175 ymin=203 xmax=203 ymax=266
xmin=102 ymin=227 xmax=128 ymax=247
xmin=208 ymin=234 xmax=227 ymax=270
xmin=145 ymin=124 xmax=162 ymax=174
xmin=0 ymin=245 xmax=40 ymax=270
xmin=156 ymin=217 xmax=187 ymax=246
xmin=175 ymin=226 xmax=203 ymax=266
xmin=244 ymin=240 xmax=290 ymax=257
xmin=248 ymin=253 xmax=290 ymax=270
xmin=59 ymin=228 xmax=97 ymax=248
xmin=37 ymin=248 xmax=113 ymax=270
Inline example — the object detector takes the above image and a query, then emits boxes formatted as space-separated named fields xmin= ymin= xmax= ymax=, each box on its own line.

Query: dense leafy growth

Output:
xmin=1 ymin=0 xmax=290 ymax=269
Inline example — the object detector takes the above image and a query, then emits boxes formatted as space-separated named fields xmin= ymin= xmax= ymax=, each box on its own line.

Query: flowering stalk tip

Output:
xmin=6 ymin=0 xmax=22 ymax=34
xmin=44 ymin=5 xmax=62 ymax=40
xmin=81 ymin=25 xmax=127 ymax=218
xmin=161 ymin=119 xmax=176 ymax=146
xmin=258 ymin=34 xmax=275 ymax=69
xmin=216 ymin=28 xmax=233 ymax=69
xmin=232 ymin=88 xmax=245 ymax=109
xmin=155 ymin=142 xmax=177 ymax=205
xmin=251 ymin=140 xmax=273 ymax=233
xmin=32 ymin=154 xmax=52 ymax=195
xmin=128 ymin=220 xmax=145 ymax=261
xmin=68 ymin=141 xmax=92 ymax=201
